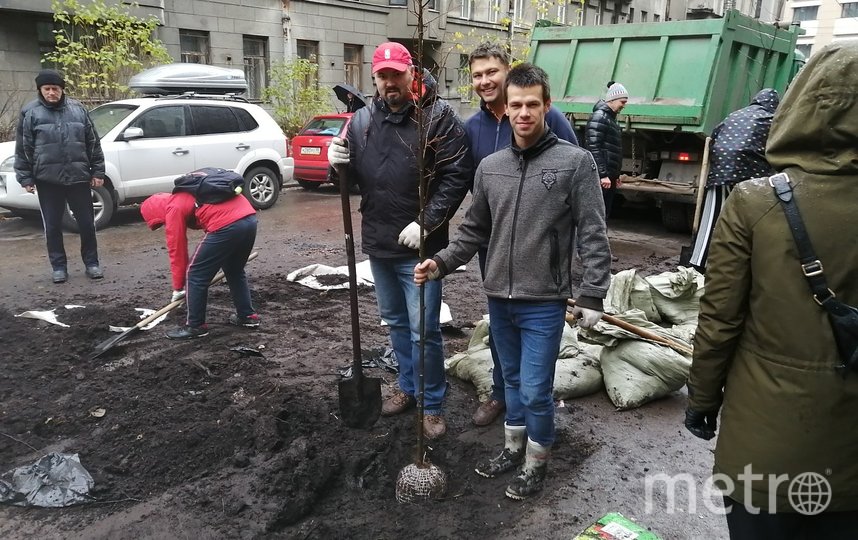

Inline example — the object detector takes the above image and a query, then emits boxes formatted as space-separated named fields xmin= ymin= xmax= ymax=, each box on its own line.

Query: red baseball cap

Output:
xmin=372 ymin=42 xmax=412 ymax=74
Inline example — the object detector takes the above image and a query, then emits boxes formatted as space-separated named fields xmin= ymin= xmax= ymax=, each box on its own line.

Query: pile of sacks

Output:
xmin=445 ymin=267 xmax=703 ymax=410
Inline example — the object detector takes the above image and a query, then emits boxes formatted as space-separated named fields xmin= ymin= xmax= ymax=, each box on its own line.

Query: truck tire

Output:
xmin=62 ymin=185 xmax=116 ymax=232
xmin=661 ymin=202 xmax=693 ymax=233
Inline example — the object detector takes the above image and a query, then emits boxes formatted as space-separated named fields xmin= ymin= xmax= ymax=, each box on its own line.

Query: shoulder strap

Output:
xmin=770 ymin=172 xmax=835 ymax=305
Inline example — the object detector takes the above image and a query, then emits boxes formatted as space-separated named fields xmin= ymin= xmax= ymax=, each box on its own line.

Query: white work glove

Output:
xmin=398 ymin=221 xmax=422 ymax=250
xmin=171 ymin=290 xmax=186 ymax=302
xmin=328 ymin=137 xmax=351 ymax=166
xmin=572 ymin=306 xmax=602 ymax=329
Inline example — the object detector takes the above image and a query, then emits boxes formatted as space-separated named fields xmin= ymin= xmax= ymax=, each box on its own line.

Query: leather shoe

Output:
xmin=381 ymin=390 xmax=416 ymax=416
xmin=423 ymin=414 xmax=447 ymax=439
xmin=472 ymin=398 xmax=505 ymax=426
xmin=52 ymin=269 xmax=68 ymax=283
xmin=85 ymin=266 xmax=104 ymax=279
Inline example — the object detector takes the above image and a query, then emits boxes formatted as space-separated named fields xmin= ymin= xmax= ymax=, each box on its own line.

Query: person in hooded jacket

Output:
xmin=14 ymin=69 xmax=106 ymax=284
xmin=585 ymin=81 xmax=628 ymax=219
xmin=415 ymin=64 xmax=611 ymax=500
xmin=689 ymin=89 xmax=780 ymax=272
xmin=327 ymin=42 xmax=474 ymax=439
xmin=140 ymin=190 xmax=259 ymax=340
xmin=685 ymin=43 xmax=858 ymax=538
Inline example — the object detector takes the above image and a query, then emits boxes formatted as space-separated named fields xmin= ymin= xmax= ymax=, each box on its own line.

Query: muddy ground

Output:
xmin=0 ymin=188 xmax=725 ymax=539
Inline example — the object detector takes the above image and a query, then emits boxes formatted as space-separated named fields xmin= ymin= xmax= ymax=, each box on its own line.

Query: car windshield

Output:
xmin=89 ymin=104 xmax=139 ymax=138
xmin=299 ymin=118 xmax=346 ymax=137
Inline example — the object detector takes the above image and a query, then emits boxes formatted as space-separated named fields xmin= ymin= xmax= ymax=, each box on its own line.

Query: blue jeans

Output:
xmin=370 ymin=256 xmax=446 ymax=414
xmin=478 ymin=245 xmax=505 ymax=402
xmin=186 ymin=215 xmax=257 ymax=327
xmin=487 ymin=298 xmax=566 ymax=446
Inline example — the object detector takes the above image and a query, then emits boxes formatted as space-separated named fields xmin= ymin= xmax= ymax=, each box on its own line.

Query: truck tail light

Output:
xmin=677 ymin=152 xmax=691 ymax=161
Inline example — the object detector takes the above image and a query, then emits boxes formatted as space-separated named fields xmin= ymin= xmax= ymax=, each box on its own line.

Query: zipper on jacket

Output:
xmin=508 ymin=153 xmax=528 ymax=298
xmin=550 ymin=229 xmax=561 ymax=287
xmin=493 ymin=119 xmax=501 ymax=153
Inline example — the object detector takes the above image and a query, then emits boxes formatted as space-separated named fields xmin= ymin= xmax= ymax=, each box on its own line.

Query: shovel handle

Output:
xmin=566 ymin=299 xmax=693 ymax=356
xmin=337 ymin=164 xmax=364 ymax=378
xmin=132 ymin=251 xmax=259 ymax=330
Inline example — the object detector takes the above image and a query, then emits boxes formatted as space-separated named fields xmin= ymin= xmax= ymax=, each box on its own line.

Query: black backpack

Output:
xmin=173 ymin=167 xmax=244 ymax=205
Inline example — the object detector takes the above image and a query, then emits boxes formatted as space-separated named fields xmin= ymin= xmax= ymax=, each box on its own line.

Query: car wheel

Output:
xmin=296 ymin=179 xmax=322 ymax=191
xmin=62 ymin=185 xmax=116 ymax=232
xmin=244 ymin=166 xmax=280 ymax=210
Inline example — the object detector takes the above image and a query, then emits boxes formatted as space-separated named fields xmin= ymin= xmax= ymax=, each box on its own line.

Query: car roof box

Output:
xmin=129 ymin=63 xmax=247 ymax=95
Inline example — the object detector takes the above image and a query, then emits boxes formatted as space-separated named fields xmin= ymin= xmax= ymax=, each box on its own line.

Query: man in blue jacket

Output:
xmin=14 ymin=69 xmax=105 ymax=284
xmin=464 ymin=42 xmax=579 ymax=427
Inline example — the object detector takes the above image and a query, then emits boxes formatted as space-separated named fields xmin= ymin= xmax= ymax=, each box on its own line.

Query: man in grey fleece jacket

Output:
xmin=415 ymin=64 xmax=612 ymax=500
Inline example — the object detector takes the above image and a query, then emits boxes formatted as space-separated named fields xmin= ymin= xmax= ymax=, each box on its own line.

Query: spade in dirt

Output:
xmin=89 ymin=252 xmax=258 ymax=359
xmin=335 ymin=162 xmax=382 ymax=429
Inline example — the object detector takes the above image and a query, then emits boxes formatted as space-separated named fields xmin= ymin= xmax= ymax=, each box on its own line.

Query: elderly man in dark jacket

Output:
xmin=14 ymin=69 xmax=106 ymax=283
xmin=689 ymin=88 xmax=779 ymax=271
xmin=585 ymin=81 xmax=627 ymax=219
xmin=685 ymin=43 xmax=858 ymax=538
xmin=328 ymin=42 xmax=474 ymax=439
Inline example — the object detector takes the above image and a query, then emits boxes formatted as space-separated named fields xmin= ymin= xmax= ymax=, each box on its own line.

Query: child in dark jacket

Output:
xmin=140 ymin=191 xmax=259 ymax=340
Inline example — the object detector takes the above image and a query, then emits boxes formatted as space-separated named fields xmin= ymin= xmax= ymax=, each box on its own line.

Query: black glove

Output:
xmin=684 ymin=408 xmax=718 ymax=440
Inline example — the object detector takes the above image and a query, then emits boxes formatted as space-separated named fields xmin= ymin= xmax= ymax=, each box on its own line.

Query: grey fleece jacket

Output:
xmin=433 ymin=128 xmax=612 ymax=309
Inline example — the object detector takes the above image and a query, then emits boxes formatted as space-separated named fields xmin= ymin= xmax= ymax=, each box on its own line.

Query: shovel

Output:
xmin=335 ymin=163 xmax=382 ymax=429
xmin=566 ymin=298 xmax=693 ymax=356
xmin=89 ymin=251 xmax=258 ymax=359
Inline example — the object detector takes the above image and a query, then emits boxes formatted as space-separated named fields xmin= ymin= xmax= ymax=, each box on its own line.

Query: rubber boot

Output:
xmin=505 ymin=438 xmax=550 ymax=500
xmin=474 ymin=424 xmax=526 ymax=478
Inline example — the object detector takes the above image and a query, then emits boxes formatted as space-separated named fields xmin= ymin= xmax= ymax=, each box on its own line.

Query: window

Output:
xmin=299 ymin=117 xmax=348 ymax=136
xmin=641 ymin=10 xmax=648 ymax=22
xmin=232 ymin=108 xmax=259 ymax=131
xmin=460 ymin=0 xmax=473 ymax=18
xmin=459 ymin=54 xmax=473 ymax=102
xmin=36 ymin=21 xmax=57 ymax=62
xmin=628 ymin=7 xmax=634 ymax=22
xmin=180 ymin=30 xmax=210 ymax=64
xmin=191 ymin=106 xmax=241 ymax=135
xmin=654 ymin=14 xmax=660 ymax=22
xmin=344 ymin=44 xmax=362 ymax=90
xmin=514 ymin=0 xmax=526 ymax=21
xmin=297 ymin=40 xmax=320 ymax=86
xmin=557 ymin=1 xmax=567 ymax=23
xmin=489 ymin=0 xmax=501 ymax=22
xmin=795 ymin=43 xmax=812 ymax=57
xmin=792 ymin=5 xmax=818 ymax=22
xmin=427 ymin=0 xmax=438 ymax=9
xmin=389 ymin=0 xmax=407 ymax=5
xmin=243 ymin=36 xmax=268 ymax=100
xmin=842 ymin=2 xmax=858 ymax=17
xmin=130 ymin=106 xmax=187 ymax=138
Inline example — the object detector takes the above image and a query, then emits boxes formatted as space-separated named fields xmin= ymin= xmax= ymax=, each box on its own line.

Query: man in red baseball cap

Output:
xmin=327 ymin=42 xmax=474 ymax=439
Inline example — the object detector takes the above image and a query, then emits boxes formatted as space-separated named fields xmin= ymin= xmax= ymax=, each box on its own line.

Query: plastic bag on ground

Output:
xmin=600 ymin=339 xmax=692 ymax=410
xmin=0 ymin=453 xmax=94 ymax=507
xmin=644 ymin=266 xmax=704 ymax=325
xmin=445 ymin=317 xmax=604 ymax=401
xmin=604 ymin=269 xmax=661 ymax=323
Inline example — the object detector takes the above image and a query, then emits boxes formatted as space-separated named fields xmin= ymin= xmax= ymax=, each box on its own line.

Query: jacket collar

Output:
xmin=510 ymin=126 xmax=558 ymax=160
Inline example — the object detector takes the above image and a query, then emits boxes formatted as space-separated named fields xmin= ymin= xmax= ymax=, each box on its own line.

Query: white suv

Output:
xmin=0 ymin=94 xmax=293 ymax=230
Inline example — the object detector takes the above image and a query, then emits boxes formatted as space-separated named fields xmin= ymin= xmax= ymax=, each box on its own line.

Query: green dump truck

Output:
xmin=529 ymin=10 xmax=805 ymax=232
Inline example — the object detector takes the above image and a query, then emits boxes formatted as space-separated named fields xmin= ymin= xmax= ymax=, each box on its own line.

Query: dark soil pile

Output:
xmin=0 ymin=274 xmax=599 ymax=538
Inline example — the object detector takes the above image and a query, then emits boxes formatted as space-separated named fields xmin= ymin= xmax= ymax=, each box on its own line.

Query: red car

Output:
xmin=291 ymin=113 xmax=354 ymax=190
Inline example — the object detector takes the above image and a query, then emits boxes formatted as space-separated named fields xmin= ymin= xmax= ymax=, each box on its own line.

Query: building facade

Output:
xmin=785 ymin=0 xmax=858 ymax=57
xmin=1 ymin=0 xmax=782 ymax=130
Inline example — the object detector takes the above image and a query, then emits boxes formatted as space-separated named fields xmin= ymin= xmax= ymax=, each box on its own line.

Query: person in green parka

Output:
xmin=685 ymin=42 xmax=858 ymax=538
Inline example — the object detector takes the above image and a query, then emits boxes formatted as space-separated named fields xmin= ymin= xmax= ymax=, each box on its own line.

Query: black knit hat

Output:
xmin=35 ymin=69 xmax=65 ymax=89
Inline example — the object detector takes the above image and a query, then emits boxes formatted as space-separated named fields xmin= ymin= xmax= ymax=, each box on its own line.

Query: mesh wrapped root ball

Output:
xmin=395 ymin=463 xmax=448 ymax=503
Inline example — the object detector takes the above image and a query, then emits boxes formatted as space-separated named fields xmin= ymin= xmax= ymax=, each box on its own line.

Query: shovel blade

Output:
xmin=89 ymin=327 xmax=140 ymax=360
xmin=338 ymin=375 xmax=382 ymax=429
